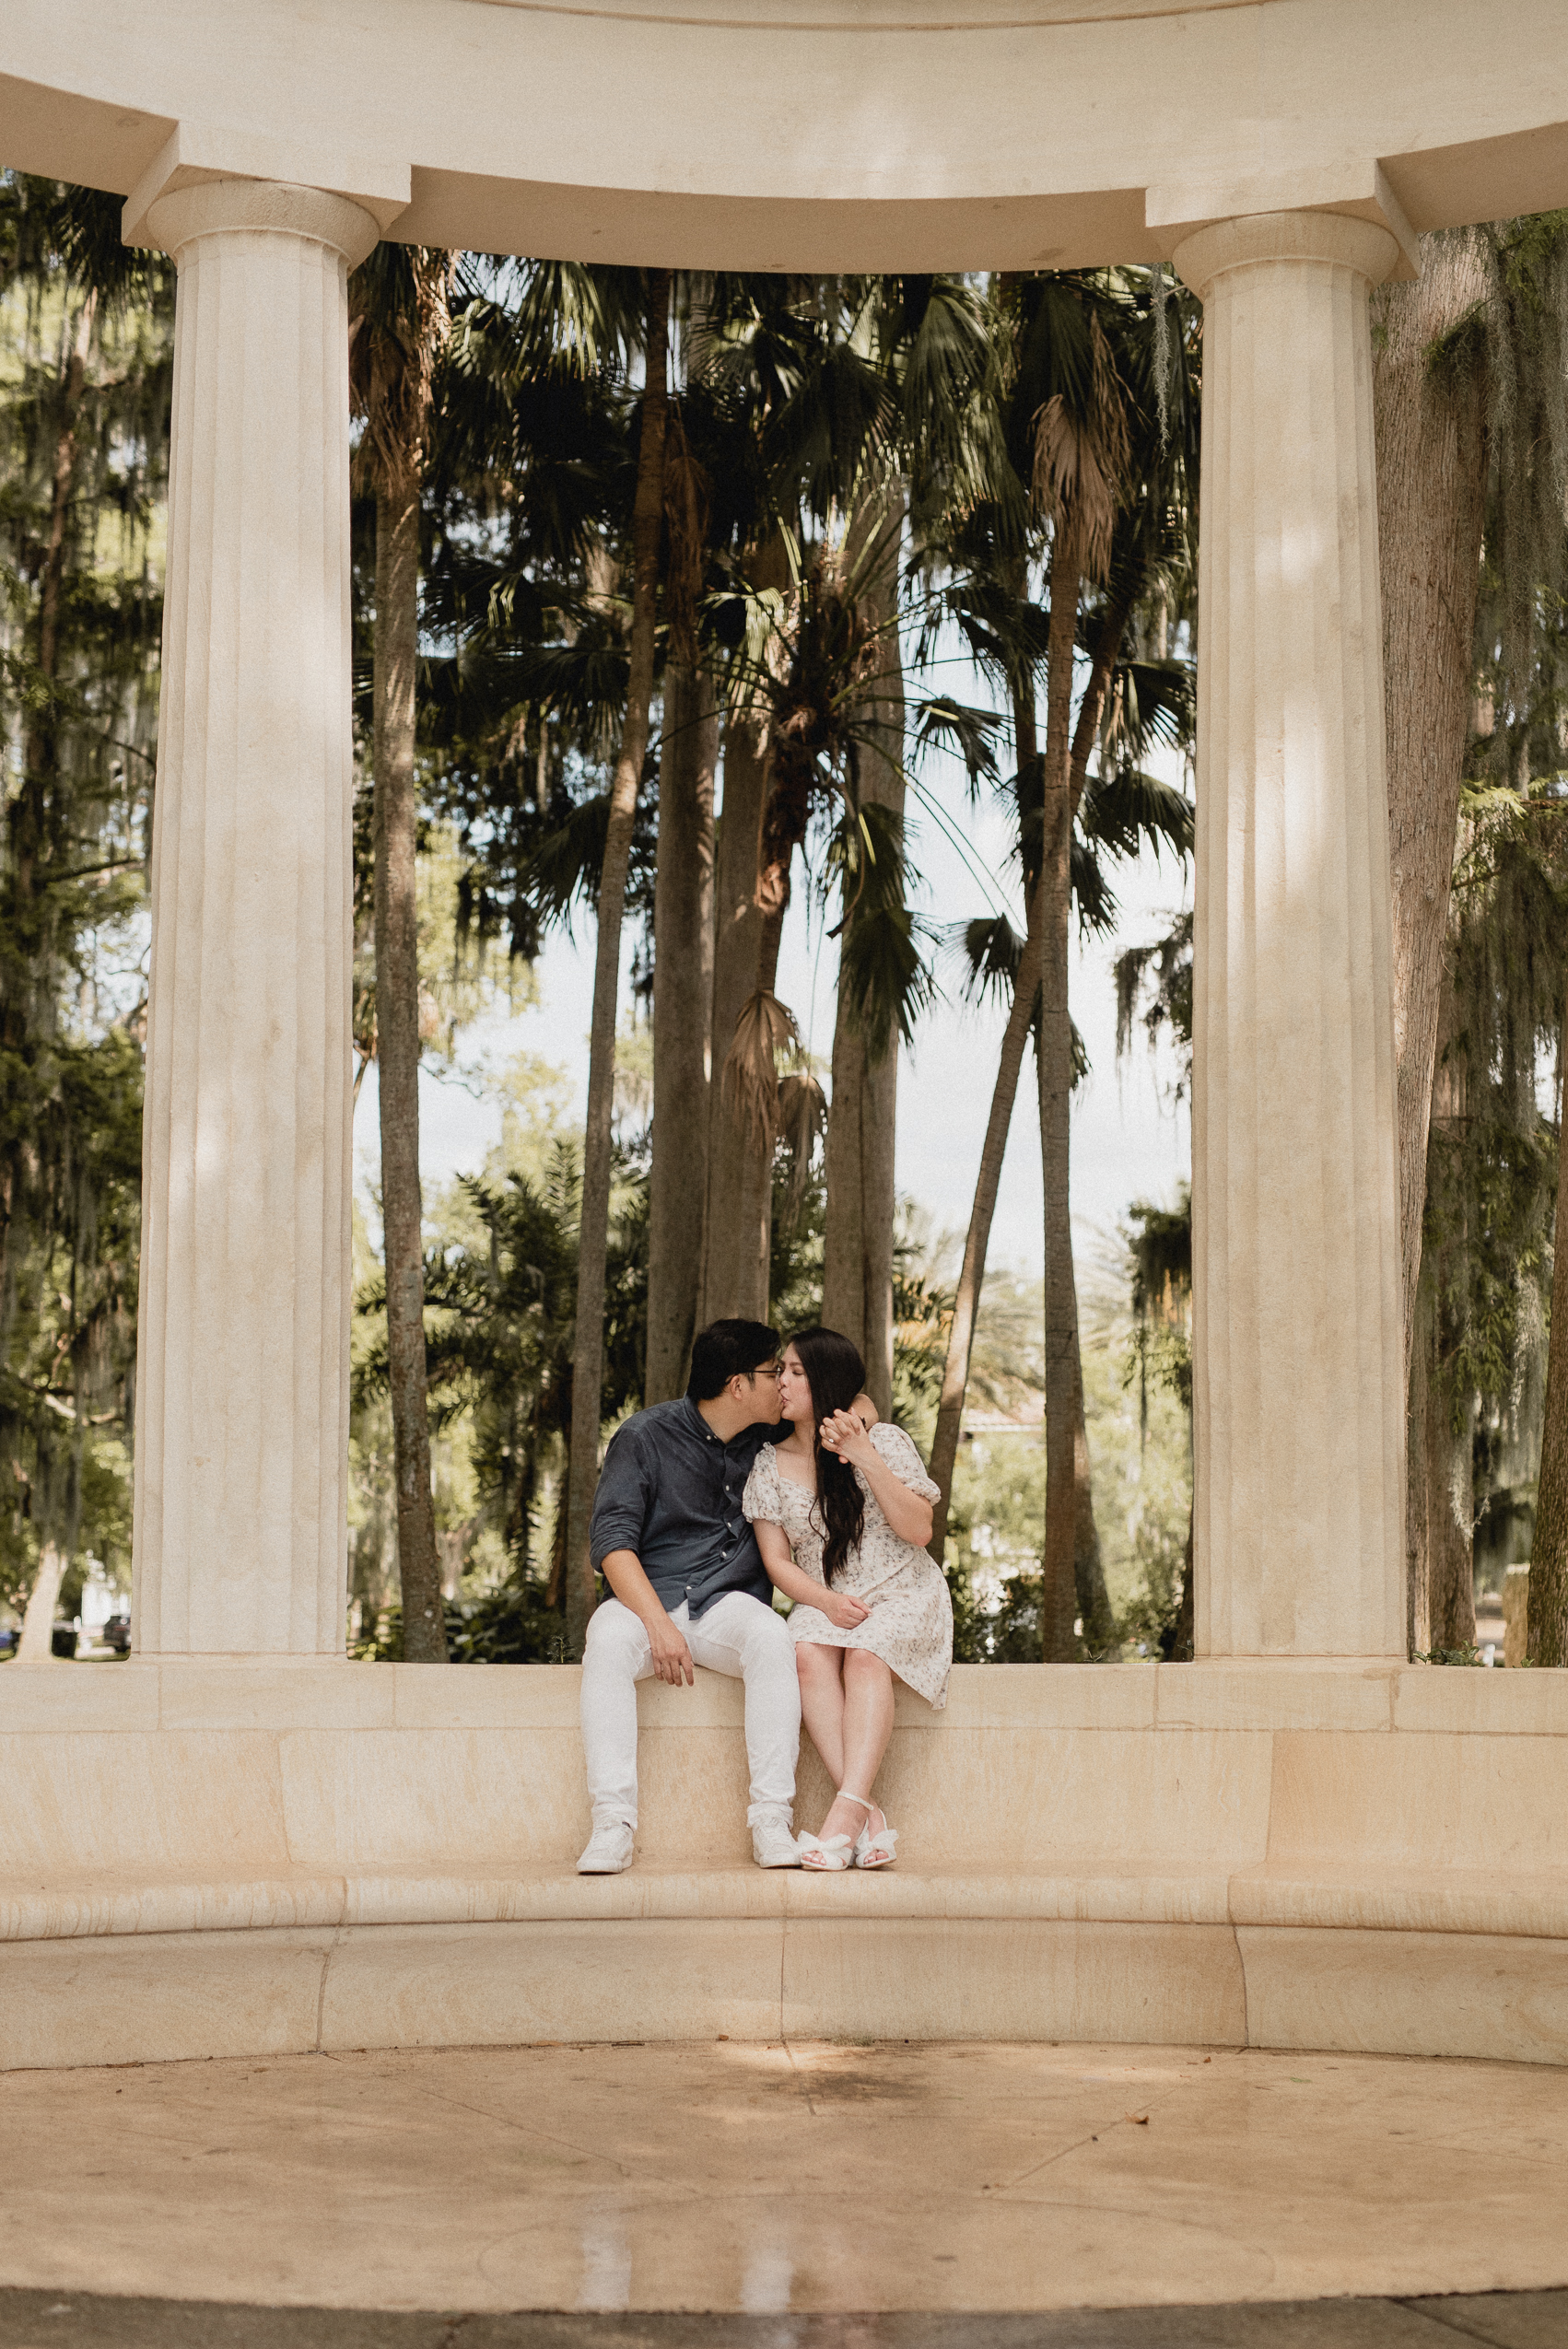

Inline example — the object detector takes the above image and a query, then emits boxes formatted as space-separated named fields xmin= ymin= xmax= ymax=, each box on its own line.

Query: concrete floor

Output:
xmin=1 ymin=2042 xmax=1563 ymax=2334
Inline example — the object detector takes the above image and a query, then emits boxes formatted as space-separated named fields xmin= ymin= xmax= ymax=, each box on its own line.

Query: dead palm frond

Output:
xmin=723 ymin=988 xmax=801 ymax=1148
xmin=1031 ymin=313 xmax=1129 ymax=582
xmin=776 ymin=1066 xmax=828 ymax=1230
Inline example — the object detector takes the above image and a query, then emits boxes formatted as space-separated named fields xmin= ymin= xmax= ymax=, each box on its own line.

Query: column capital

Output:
xmin=123 ymin=121 xmax=406 ymax=260
xmin=142 ymin=178 xmax=381 ymax=270
xmin=1173 ymin=209 xmax=1404 ymax=301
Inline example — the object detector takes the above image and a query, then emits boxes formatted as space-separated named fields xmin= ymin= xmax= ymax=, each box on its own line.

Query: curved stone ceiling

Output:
xmin=3 ymin=0 xmax=1568 ymax=269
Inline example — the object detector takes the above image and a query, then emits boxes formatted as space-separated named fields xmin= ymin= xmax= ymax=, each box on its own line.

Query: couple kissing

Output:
xmin=579 ymin=1316 xmax=954 ymax=1874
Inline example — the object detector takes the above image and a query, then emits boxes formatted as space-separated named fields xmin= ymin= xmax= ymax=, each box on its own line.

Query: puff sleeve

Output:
xmin=867 ymin=1420 xmax=940 ymax=1502
xmin=742 ymin=1446 xmax=784 ymax=1525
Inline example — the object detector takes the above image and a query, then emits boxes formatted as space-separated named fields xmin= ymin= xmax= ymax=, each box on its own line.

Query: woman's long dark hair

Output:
xmin=788 ymin=1326 xmax=867 ymax=1584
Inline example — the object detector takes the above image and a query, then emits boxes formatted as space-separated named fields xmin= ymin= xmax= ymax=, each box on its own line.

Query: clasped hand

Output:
xmin=819 ymin=1408 xmax=873 ymax=1466
xmin=818 ymin=1585 xmax=871 ymax=1630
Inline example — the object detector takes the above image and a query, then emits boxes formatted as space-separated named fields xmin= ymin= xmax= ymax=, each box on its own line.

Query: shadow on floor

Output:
xmin=0 ymin=2291 xmax=1562 ymax=2349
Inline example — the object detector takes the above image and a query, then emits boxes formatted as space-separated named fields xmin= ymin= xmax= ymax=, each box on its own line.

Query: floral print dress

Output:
xmin=742 ymin=1420 xmax=954 ymax=1709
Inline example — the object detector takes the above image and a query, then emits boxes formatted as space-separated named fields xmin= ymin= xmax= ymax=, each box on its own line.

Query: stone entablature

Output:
xmin=4 ymin=2 xmax=1568 ymax=270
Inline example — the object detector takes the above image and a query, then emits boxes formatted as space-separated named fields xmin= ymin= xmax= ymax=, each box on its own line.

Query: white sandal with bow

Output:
xmin=850 ymin=1794 xmax=897 ymax=1870
xmin=801 ymin=1790 xmax=897 ymax=1872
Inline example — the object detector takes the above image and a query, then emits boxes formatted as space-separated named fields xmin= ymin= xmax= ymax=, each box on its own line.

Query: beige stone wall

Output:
xmin=3 ymin=1664 xmax=1566 ymax=2069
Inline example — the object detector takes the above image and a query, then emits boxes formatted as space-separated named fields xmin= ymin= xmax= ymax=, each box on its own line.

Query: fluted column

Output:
xmin=132 ymin=181 xmax=378 ymax=1658
xmin=1174 ymin=212 xmax=1406 ymax=1661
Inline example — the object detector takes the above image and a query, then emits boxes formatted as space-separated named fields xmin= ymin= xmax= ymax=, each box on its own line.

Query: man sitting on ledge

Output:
xmin=578 ymin=1317 xmax=874 ymax=1875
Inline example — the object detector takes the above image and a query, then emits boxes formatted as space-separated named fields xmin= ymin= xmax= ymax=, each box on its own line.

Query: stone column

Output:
xmin=1173 ymin=212 xmax=1406 ymax=1661
xmin=132 ymin=181 xmax=378 ymax=1658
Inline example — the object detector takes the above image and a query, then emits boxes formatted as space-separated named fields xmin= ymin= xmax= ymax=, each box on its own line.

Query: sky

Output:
xmin=353 ymin=730 xmax=1193 ymax=1290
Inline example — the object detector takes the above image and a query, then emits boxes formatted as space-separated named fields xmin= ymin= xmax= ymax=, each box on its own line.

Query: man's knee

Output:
xmin=723 ymin=1595 xmax=795 ymax=1671
xmin=583 ymin=1599 xmax=649 ymax=1672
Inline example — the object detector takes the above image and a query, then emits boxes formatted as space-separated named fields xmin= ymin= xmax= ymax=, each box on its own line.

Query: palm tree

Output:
xmin=1530 ymin=1000 xmax=1568 ymax=1665
xmin=349 ymin=245 xmax=456 ymax=1662
xmin=644 ymin=657 xmax=717 ymax=1401
xmin=646 ymin=324 xmax=720 ymax=1401
xmin=820 ymin=276 xmax=1001 ymax=1410
xmin=562 ymin=266 xmax=673 ymax=1656
xmin=1372 ymin=232 xmax=1489 ymax=1398
xmin=1372 ymin=216 xmax=1568 ymax=1648
xmin=821 ymin=482 xmax=906 ymax=1410
xmin=0 ymin=181 xmax=169 ymax=1654
xmin=1031 ymin=283 xmax=1134 ymax=1661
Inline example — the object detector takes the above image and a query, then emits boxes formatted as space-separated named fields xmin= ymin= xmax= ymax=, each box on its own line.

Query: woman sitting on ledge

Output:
xmin=744 ymin=1326 xmax=954 ymax=1871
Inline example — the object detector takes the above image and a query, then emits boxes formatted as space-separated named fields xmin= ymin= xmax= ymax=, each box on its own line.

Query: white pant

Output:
xmin=580 ymin=1591 xmax=801 ymax=1832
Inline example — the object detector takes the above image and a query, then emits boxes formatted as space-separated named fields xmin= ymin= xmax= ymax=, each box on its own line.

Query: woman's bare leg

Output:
xmin=796 ymin=1641 xmax=847 ymax=1795
xmin=814 ymin=1646 xmax=895 ymax=1845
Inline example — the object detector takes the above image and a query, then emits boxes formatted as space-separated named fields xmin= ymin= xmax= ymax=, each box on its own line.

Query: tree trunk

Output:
xmin=564 ymin=269 xmax=672 ymax=1657
xmin=645 ymin=661 xmax=717 ymax=1401
xmin=696 ymin=540 xmax=790 ymax=1329
xmin=1421 ymin=952 xmax=1476 ymax=1654
xmin=928 ymin=580 xmax=1127 ymax=1570
xmin=823 ymin=488 xmax=907 ymax=1415
xmin=2 ymin=292 xmax=95 ymax=1335
xmin=927 ymin=872 xmax=1041 ymax=1561
xmin=1069 ymin=1256 xmax=1116 ymax=1646
xmin=374 ymin=477 xmax=445 ymax=1662
xmin=1527 ymin=1011 xmax=1568 ymax=1665
xmin=16 ymin=1542 xmax=67 ymax=1665
xmin=928 ymin=657 xmax=1044 ymax=1560
xmin=1039 ymin=537 xmax=1082 ymax=1663
xmin=1172 ymin=1508 xmax=1195 ymax=1660
xmin=1428 ymin=1371 xmax=1477 ymax=1653
xmin=1372 ymin=233 xmax=1488 ymax=1389
xmin=1405 ymin=1252 xmax=1433 ymax=1658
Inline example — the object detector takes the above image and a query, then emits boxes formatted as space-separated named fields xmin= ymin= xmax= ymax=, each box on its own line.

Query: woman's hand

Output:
xmin=817 ymin=1586 xmax=871 ymax=1630
xmin=820 ymin=1408 xmax=876 ymax=1468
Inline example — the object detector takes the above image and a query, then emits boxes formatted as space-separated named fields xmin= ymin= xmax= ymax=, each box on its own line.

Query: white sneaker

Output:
xmin=752 ymin=1816 xmax=802 ymax=1869
xmin=577 ymin=1821 xmax=635 ymax=1875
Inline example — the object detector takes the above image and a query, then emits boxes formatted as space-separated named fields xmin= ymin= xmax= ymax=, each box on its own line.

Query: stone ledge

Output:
xmin=6 ymin=1860 xmax=1565 ymax=1946
xmin=7 ymin=1908 xmax=1567 ymax=2071
xmin=6 ymin=1661 xmax=1565 ymax=1735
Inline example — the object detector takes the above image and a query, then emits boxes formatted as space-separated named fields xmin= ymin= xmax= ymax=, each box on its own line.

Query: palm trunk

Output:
xmin=1527 ymin=1017 xmax=1568 ymax=1665
xmin=927 ymin=894 xmax=1041 ymax=1561
xmin=1372 ymin=235 xmax=1488 ymax=1388
xmin=929 ymin=582 xmax=1128 ymax=1569
xmin=1060 ymin=597 xmax=1127 ymax=1653
xmin=1039 ymin=537 xmax=1082 ymax=1662
xmin=564 ymin=269 xmax=672 ymax=1657
xmin=823 ymin=489 xmax=907 ymax=1415
xmin=1422 ymin=955 xmax=1475 ymax=1654
xmin=696 ymin=538 xmax=790 ymax=1329
xmin=646 ymin=660 xmax=717 ymax=1401
xmin=1428 ymin=1374 xmax=1477 ymax=1652
xmin=374 ymin=477 xmax=444 ymax=1661
xmin=929 ymin=671 xmax=1045 ymax=1560
xmin=1405 ymin=1250 xmax=1434 ymax=1657
xmin=1069 ymin=1255 xmax=1115 ymax=1646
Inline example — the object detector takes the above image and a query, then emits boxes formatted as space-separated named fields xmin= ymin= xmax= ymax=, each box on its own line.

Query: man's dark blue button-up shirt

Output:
xmin=588 ymin=1397 xmax=782 ymax=1618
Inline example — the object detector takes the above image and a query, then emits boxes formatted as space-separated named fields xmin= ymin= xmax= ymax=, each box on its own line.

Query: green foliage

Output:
xmin=1125 ymin=1189 xmax=1193 ymax=1429
xmin=0 ymin=176 xmax=173 ymax=1611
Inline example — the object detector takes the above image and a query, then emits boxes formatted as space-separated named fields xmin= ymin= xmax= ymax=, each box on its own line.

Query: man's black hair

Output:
xmin=687 ymin=1318 xmax=780 ymax=1402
